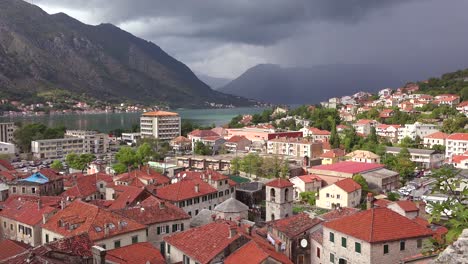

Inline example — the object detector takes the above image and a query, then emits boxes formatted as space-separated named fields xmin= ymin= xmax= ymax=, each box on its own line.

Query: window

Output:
xmin=330 ymin=253 xmax=335 ymax=263
xmin=317 ymin=247 xmax=321 ymax=258
xmin=100 ymin=183 xmax=104 ymax=188
xmin=21 ymin=187 xmax=25 ymax=194
xmin=45 ymin=234 xmax=49 ymax=243
xmin=225 ymin=180 xmax=228 ymax=185
xmin=326 ymin=193 xmax=330 ymax=198
xmin=400 ymin=241 xmax=405 ymax=251
xmin=12 ymin=187 xmax=16 ymax=193
xmin=219 ymin=181 xmax=223 ymax=186
xmin=219 ymin=191 xmax=223 ymax=197
xmin=10 ymin=224 xmax=13 ymax=230
xmin=114 ymin=240 xmax=121 ymax=248
xmin=180 ymin=201 xmax=185 ymax=207
xmin=337 ymin=194 xmax=341 ymax=199
xmin=157 ymin=226 xmax=161 ymax=235
xmin=166 ymin=225 xmax=169 ymax=234
xmin=194 ymin=197 xmax=200 ymax=204
xmin=183 ymin=255 xmax=191 ymax=264
xmin=31 ymin=187 xmax=36 ymax=194
xmin=172 ymin=224 xmax=178 ymax=232
xmin=383 ymin=244 xmax=389 ymax=254
xmin=188 ymin=211 xmax=192 ymax=217
xmin=167 ymin=244 xmax=171 ymax=254
xmin=417 ymin=239 xmax=422 ymax=248
xmin=355 ymin=242 xmax=361 ymax=253
xmin=329 ymin=232 xmax=335 ymax=243
xmin=195 ymin=209 xmax=199 ymax=215
xmin=132 ymin=235 xmax=138 ymax=244
xmin=341 ymin=237 xmax=347 ymax=248
xmin=181 ymin=223 xmax=184 ymax=231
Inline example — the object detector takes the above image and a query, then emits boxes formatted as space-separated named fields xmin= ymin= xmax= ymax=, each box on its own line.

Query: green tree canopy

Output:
xmin=352 ymin=174 xmax=369 ymax=193
xmin=66 ymin=153 xmax=95 ymax=172
xmin=193 ymin=141 xmax=212 ymax=156
xmin=50 ymin=160 xmax=64 ymax=171
xmin=13 ymin=123 xmax=66 ymax=152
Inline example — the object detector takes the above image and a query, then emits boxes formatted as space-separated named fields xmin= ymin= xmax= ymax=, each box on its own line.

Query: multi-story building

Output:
xmin=31 ymin=138 xmax=85 ymax=159
xmin=140 ymin=111 xmax=181 ymax=140
xmin=225 ymin=127 xmax=302 ymax=142
xmin=316 ymin=178 xmax=362 ymax=209
xmin=376 ymin=124 xmax=401 ymax=142
xmin=386 ymin=147 xmax=444 ymax=169
xmin=322 ymin=208 xmax=433 ymax=264
xmin=446 ymin=133 xmax=468 ymax=159
xmin=265 ymin=179 xmax=293 ymax=221
xmin=423 ymin=132 xmax=449 ymax=149
xmin=0 ymin=142 xmax=15 ymax=155
xmin=398 ymin=122 xmax=439 ymax=142
xmin=121 ymin=132 xmax=141 ymax=145
xmin=289 ymin=174 xmax=323 ymax=200
xmin=42 ymin=200 xmax=147 ymax=250
xmin=170 ymin=136 xmax=192 ymax=152
xmin=65 ymin=130 xmax=109 ymax=154
xmin=8 ymin=169 xmax=64 ymax=196
xmin=352 ymin=120 xmax=380 ymax=135
xmin=0 ymin=122 xmax=15 ymax=143
xmin=267 ymin=137 xmax=323 ymax=159
xmin=300 ymin=127 xmax=331 ymax=142
xmin=187 ymin=129 xmax=221 ymax=150
xmin=224 ymin=135 xmax=251 ymax=153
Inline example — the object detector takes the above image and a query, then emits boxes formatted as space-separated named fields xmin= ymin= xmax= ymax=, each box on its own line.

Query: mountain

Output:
xmin=196 ymin=73 xmax=231 ymax=90
xmin=0 ymin=0 xmax=254 ymax=108
xmin=219 ymin=64 xmax=453 ymax=104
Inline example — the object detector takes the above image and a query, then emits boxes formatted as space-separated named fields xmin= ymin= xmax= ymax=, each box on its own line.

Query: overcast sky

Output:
xmin=34 ymin=0 xmax=468 ymax=79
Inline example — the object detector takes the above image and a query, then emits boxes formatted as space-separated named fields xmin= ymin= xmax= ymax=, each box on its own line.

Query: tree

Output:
xmin=352 ymin=174 xmax=369 ymax=194
xmin=387 ymin=192 xmax=400 ymax=201
xmin=115 ymin=147 xmax=138 ymax=168
xmin=136 ymin=143 xmax=154 ymax=163
xmin=441 ymin=115 xmax=468 ymax=134
xmin=427 ymin=167 xmax=468 ymax=243
xmin=329 ymin=121 xmax=340 ymax=148
xmin=50 ymin=160 xmax=63 ymax=171
xmin=300 ymin=191 xmax=317 ymax=206
xmin=368 ymin=126 xmax=378 ymax=144
xmin=112 ymin=163 xmax=127 ymax=174
xmin=230 ymin=157 xmax=241 ymax=175
xmin=66 ymin=153 xmax=95 ymax=172
xmin=194 ymin=141 xmax=212 ymax=155
xmin=395 ymin=148 xmax=416 ymax=183
xmin=13 ymin=123 xmax=66 ymax=152
xmin=240 ymin=153 xmax=263 ymax=177
xmin=280 ymin=159 xmax=290 ymax=178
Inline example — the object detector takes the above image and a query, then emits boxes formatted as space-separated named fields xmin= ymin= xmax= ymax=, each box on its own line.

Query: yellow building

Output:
xmin=316 ymin=178 xmax=361 ymax=209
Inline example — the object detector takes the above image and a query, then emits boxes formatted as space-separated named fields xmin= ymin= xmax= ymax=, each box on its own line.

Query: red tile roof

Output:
xmin=451 ymin=154 xmax=468 ymax=163
xmin=265 ymin=178 xmax=294 ymax=188
xmin=114 ymin=196 xmax=190 ymax=225
xmin=0 ymin=240 xmax=29 ymax=261
xmin=156 ymin=178 xmax=217 ymax=202
xmin=311 ymin=161 xmax=384 ymax=174
xmin=267 ymin=213 xmax=322 ymax=238
xmin=0 ymin=197 xmax=56 ymax=226
xmin=320 ymin=149 xmax=345 ymax=159
xmin=171 ymin=136 xmax=191 ymax=143
xmin=189 ymin=129 xmax=219 ymax=138
xmin=297 ymin=174 xmax=322 ymax=183
xmin=227 ymin=135 xmax=249 ymax=143
xmin=0 ymin=159 xmax=14 ymax=171
xmin=108 ymin=185 xmax=150 ymax=210
xmin=42 ymin=200 xmax=146 ymax=242
xmin=106 ymin=242 xmax=165 ymax=264
xmin=373 ymin=199 xmax=392 ymax=208
xmin=319 ymin=208 xmax=360 ymax=222
xmin=458 ymin=101 xmax=468 ymax=107
xmin=61 ymin=174 xmax=103 ymax=199
xmin=308 ymin=127 xmax=331 ymax=135
xmin=142 ymin=111 xmax=178 ymax=117
xmin=334 ymin=178 xmax=361 ymax=193
xmin=447 ymin=133 xmax=468 ymax=141
xmin=424 ymin=131 xmax=448 ymax=139
xmin=355 ymin=119 xmax=373 ymax=125
xmin=224 ymin=241 xmax=269 ymax=264
xmin=393 ymin=200 xmax=419 ymax=212
xmin=164 ymin=221 xmax=245 ymax=264
xmin=323 ymin=208 xmax=433 ymax=243
xmin=0 ymin=171 xmax=27 ymax=182
xmin=115 ymin=166 xmax=170 ymax=186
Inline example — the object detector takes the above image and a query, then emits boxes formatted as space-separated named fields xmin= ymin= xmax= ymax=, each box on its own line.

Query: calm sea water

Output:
xmin=0 ymin=107 xmax=266 ymax=133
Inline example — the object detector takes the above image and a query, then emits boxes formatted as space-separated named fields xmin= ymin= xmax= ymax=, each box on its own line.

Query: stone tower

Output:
xmin=265 ymin=178 xmax=294 ymax=221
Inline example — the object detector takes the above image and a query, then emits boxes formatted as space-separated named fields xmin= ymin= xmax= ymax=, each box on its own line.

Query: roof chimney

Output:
xmin=37 ymin=199 xmax=42 ymax=210
xmin=104 ymin=224 xmax=109 ymax=236
xmin=92 ymin=245 xmax=106 ymax=264
xmin=366 ymin=193 xmax=374 ymax=210
xmin=195 ymin=184 xmax=200 ymax=193
xmin=228 ymin=225 xmax=237 ymax=238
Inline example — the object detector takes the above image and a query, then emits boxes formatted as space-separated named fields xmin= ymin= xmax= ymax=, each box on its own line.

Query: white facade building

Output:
xmin=398 ymin=122 xmax=439 ymax=142
xmin=140 ymin=111 xmax=181 ymax=140
xmin=0 ymin=142 xmax=15 ymax=155
xmin=32 ymin=138 xmax=85 ymax=159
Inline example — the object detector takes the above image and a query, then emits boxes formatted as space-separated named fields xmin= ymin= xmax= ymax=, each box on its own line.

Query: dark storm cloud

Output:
xmin=35 ymin=0 xmax=413 ymax=45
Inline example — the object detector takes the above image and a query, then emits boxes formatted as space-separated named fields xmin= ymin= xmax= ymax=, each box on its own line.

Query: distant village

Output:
xmin=0 ymin=83 xmax=465 ymax=263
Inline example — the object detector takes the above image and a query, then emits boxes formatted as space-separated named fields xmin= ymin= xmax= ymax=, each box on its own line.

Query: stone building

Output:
xmin=265 ymin=179 xmax=293 ymax=221
xmin=213 ymin=197 xmax=249 ymax=221
xmin=8 ymin=169 xmax=64 ymax=197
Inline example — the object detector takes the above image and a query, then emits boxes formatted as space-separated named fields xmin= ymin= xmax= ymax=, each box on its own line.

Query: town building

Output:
xmin=322 ymin=208 xmax=433 ymax=264
xmin=446 ymin=133 xmax=468 ymax=159
xmin=266 ymin=213 xmax=323 ymax=263
xmin=0 ymin=142 xmax=15 ymax=156
xmin=361 ymin=169 xmax=400 ymax=192
xmin=114 ymin=196 xmax=190 ymax=249
xmin=386 ymin=200 xmax=421 ymax=219
xmin=267 ymin=137 xmax=323 ymax=159
xmin=8 ymin=169 xmax=64 ymax=196
xmin=235 ymin=181 xmax=265 ymax=209
xmin=320 ymin=149 xmax=346 ymax=165
xmin=188 ymin=129 xmax=221 ymax=150
xmin=308 ymin=162 xmax=385 ymax=185
xmin=170 ymin=136 xmax=192 ymax=152
xmin=385 ymin=147 xmax=444 ymax=169
xmin=61 ymin=173 xmax=113 ymax=201
xmin=140 ymin=111 xmax=181 ymax=140
xmin=289 ymin=174 xmax=323 ymax=201
xmin=121 ymin=132 xmax=141 ymax=145
xmin=103 ymin=242 xmax=166 ymax=264
xmin=225 ymin=127 xmax=302 ymax=142
xmin=434 ymin=94 xmax=460 ymax=106
xmin=113 ymin=166 xmax=171 ymax=187
xmin=456 ymin=101 xmax=468 ymax=116
xmin=31 ymin=138 xmax=85 ymax=159
xmin=316 ymin=178 xmax=362 ymax=209
xmin=450 ymin=153 xmax=468 ymax=169
xmin=345 ymin=150 xmax=381 ymax=164
xmin=0 ymin=196 xmax=58 ymax=246
xmin=224 ymin=135 xmax=251 ymax=153
xmin=65 ymin=130 xmax=109 ymax=154
xmin=423 ymin=131 xmax=449 ymax=149
xmin=176 ymin=155 xmax=231 ymax=171
xmin=42 ymin=200 xmax=147 ymax=250
xmin=0 ymin=122 xmax=15 ymax=143
xmin=265 ymin=179 xmax=293 ymax=221
xmin=376 ymin=124 xmax=401 ymax=142
xmin=213 ymin=197 xmax=249 ymax=221
xmin=398 ymin=122 xmax=439 ymax=142
xmin=352 ymin=120 xmax=380 ymax=135
xmin=300 ymin=127 xmax=331 ymax=141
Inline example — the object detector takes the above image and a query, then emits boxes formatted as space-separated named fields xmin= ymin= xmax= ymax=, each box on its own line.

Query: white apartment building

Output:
xmin=423 ymin=132 xmax=448 ymax=149
xmin=31 ymin=138 xmax=85 ymax=159
xmin=352 ymin=120 xmax=380 ymax=135
xmin=0 ymin=122 xmax=15 ymax=143
xmin=140 ymin=111 xmax=181 ymax=140
xmin=0 ymin=142 xmax=15 ymax=155
xmin=386 ymin=147 xmax=444 ymax=169
xmin=267 ymin=137 xmax=323 ymax=158
xmin=65 ymin=130 xmax=109 ymax=154
xmin=398 ymin=122 xmax=439 ymax=142
xmin=446 ymin=133 xmax=468 ymax=159
xmin=121 ymin=132 xmax=141 ymax=145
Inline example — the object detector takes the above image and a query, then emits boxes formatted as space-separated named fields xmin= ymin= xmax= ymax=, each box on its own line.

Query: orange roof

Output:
xmin=373 ymin=199 xmax=392 ymax=208
xmin=452 ymin=154 xmax=468 ymax=163
xmin=108 ymin=185 xmax=149 ymax=210
xmin=142 ymin=111 xmax=178 ymax=117
xmin=447 ymin=133 xmax=468 ymax=141
xmin=227 ymin=135 xmax=250 ymax=143
xmin=308 ymin=127 xmax=331 ymax=135
xmin=268 ymin=213 xmax=322 ymax=238
xmin=458 ymin=101 xmax=468 ymax=107
xmin=42 ymin=200 xmax=146 ymax=242
xmin=334 ymin=178 xmax=361 ymax=193
xmin=171 ymin=136 xmax=191 ymax=143
xmin=0 ymin=197 xmax=56 ymax=226
xmin=319 ymin=208 xmax=360 ymax=221
xmin=0 ymin=240 xmax=29 ymax=261
xmin=355 ymin=119 xmax=373 ymax=125
xmin=189 ymin=129 xmax=219 ymax=138
xmin=0 ymin=159 xmax=15 ymax=170
xmin=165 ymin=221 xmax=245 ymax=264
xmin=265 ymin=178 xmax=293 ymax=188
xmin=323 ymin=208 xmax=433 ymax=243
xmin=156 ymin=178 xmax=217 ymax=202
xmin=297 ymin=174 xmax=322 ymax=183
xmin=320 ymin=149 xmax=345 ymax=159
xmin=115 ymin=166 xmax=170 ymax=186
xmin=224 ymin=241 xmax=268 ymax=264
xmin=106 ymin=242 xmax=165 ymax=264
xmin=424 ymin=131 xmax=448 ymax=139
xmin=393 ymin=200 xmax=419 ymax=212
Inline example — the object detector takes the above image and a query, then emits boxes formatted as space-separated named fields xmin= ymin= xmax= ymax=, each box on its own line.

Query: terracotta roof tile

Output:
xmin=447 ymin=133 xmax=468 ymax=141
xmin=227 ymin=135 xmax=249 ymax=143
xmin=319 ymin=208 xmax=360 ymax=222
xmin=267 ymin=213 xmax=322 ymax=238
xmin=0 ymin=197 xmax=56 ymax=226
xmin=308 ymin=127 xmax=331 ymax=135
xmin=164 ymin=221 xmax=245 ymax=264
xmin=188 ymin=129 xmax=219 ymax=138
xmin=171 ymin=136 xmax=191 ymax=143
xmin=373 ymin=199 xmax=392 ymax=208
xmin=265 ymin=178 xmax=294 ymax=188
xmin=394 ymin=200 xmax=419 ymax=212
xmin=424 ymin=131 xmax=449 ymax=139
xmin=142 ymin=111 xmax=178 ymax=117
xmin=297 ymin=174 xmax=322 ymax=183
xmin=323 ymin=208 xmax=433 ymax=243
xmin=106 ymin=242 xmax=165 ymax=264
xmin=108 ymin=185 xmax=150 ymax=210
xmin=224 ymin=241 xmax=268 ymax=264
xmin=42 ymin=200 xmax=146 ymax=242
xmin=0 ymin=240 xmax=29 ymax=261
xmin=451 ymin=155 xmax=468 ymax=163
xmin=311 ymin=161 xmax=384 ymax=174
xmin=156 ymin=178 xmax=217 ymax=202
xmin=115 ymin=166 xmax=170 ymax=186
xmin=0 ymin=159 xmax=14 ymax=171
xmin=334 ymin=178 xmax=361 ymax=193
